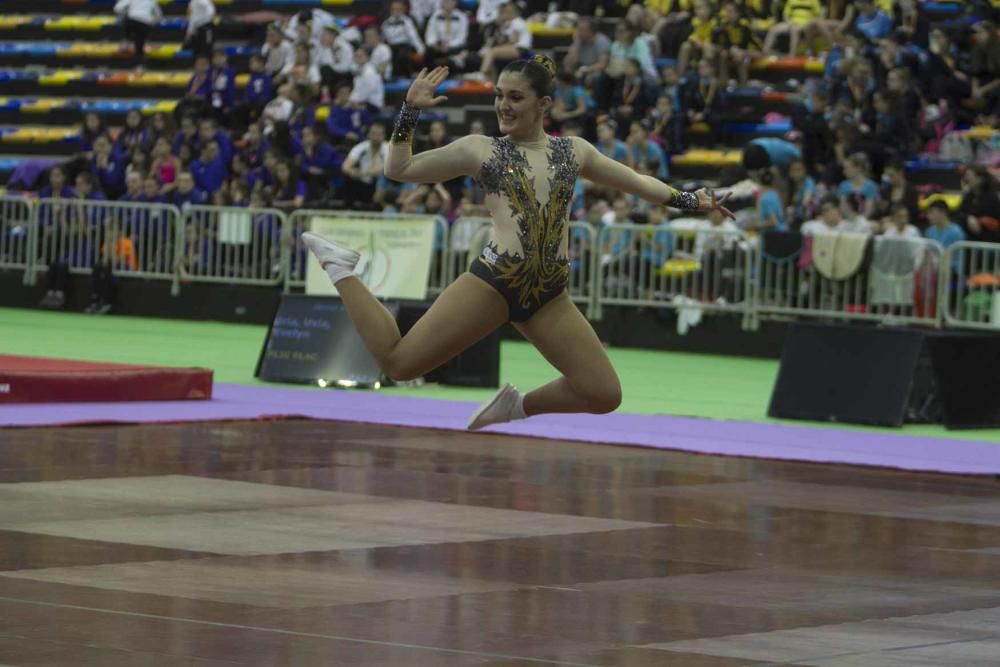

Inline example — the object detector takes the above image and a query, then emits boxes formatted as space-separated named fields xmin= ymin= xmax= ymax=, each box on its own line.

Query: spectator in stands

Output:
xmin=762 ymin=0 xmax=822 ymax=56
xmin=409 ymin=0 xmax=440 ymax=29
xmin=170 ymin=171 xmax=207 ymax=210
xmin=677 ymin=0 xmax=718 ymax=75
xmin=281 ymin=43 xmax=321 ymax=86
xmin=648 ymin=93 xmax=686 ymax=155
xmin=80 ymin=112 xmax=109 ymax=160
xmin=240 ymin=122 xmax=269 ymax=171
xmin=786 ymin=158 xmax=818 ymax=228
xmin=239 ymin=54 xmax=275 ymax=130
xmin=38 ymin=166 xmax=74 ymax=204
xmin=854 ymin=0 xmax=892 ymax=41
xmin=295 ymin=125 xmax=340 ymax=201
xmin=190 ymin=141 xmax=227 ymax=196
xmin=839 ymin=192 xmax=874 ymax=233
xmin=595 ymin=119 xmax=632 ymax=169
xmin=862 ymin=90 xmax=916 ymax=158
xmin=288 ymin=8 xmax=338 ymax=44
xmin=147 ymin=112 xmax=174 ymax=149
xmin=960 ymin=165 xmax=1000 ymax=244
xmin=341 ymin=122 xmax=388 ymax=209
xmin=875 ymin=158 xmax=919 ymax=225
xmin=113 ymin=0 xmax=161 ymax=65
xmin=970 ymin=21 xmax=1000 ymax=117
xmin=270 ymin=160 xmax=306 ymax=209
xmin=325 ymin=84 xmax=371 ymax=146
xmin=184 ymin=0 xmax=216 ymax=58
xmin=801 ymin=196 xmax=845 ymax=235
xmin=142 ymin=174 xmax=163 ymax=203
xmin=923 ymin=29 xmax=970 ymax=113
xmin=120 ymin=171 xmax=144 ymax=203
xmin=691 ymin=205 xmax=741 ymax=262
xmin=712 ymin=1 xmax=762 ymax=84
xmin=550 ymin=71 xmax=594 ymax=132
xmin=752 ymin=170 xmax=786 ymax=231
xmin=125 ymin=149 xmax=149 ymax=183
xmin=882 ymin=204 xmax=921 ymax=238
xmin=836 ymin=153 xmax=878 ymax=218
xmin=263 ymin=24 xmax=294 ymax=78
xmin=248 ymin=148 xmax=279 ymax=193
xmin=893 ymin=0 xmax=929 ymax=49
xmin=626 ymin=120 xmax=669 ymax=180
xmin=424 ymin=0 xmax=470 ymax=69
xmin=382 ymin=0 xmax=425 ymax=78
xmin=563 ymin=18 xmax=611 ymax=85
xmin=350 ymin=47 xmax=386 ymax=113
xmin=363 ymin=26 xmax=394 ymax=81
xmin=474 ymin=0 xmax=507 ymax=46
xmin=316 ymin=24 xmax=354 ymax=99
xmin=151 ymin=137 xmax=180 ymax=192
xmin=650 ymin=0 xmax=694 ymax=59
xmin=924 ymin=200 xmax=966 ymax=251
xmin=91 ymin=135 xmax=126 ymax=199
xmin=262 ymin=82 xmax=295 ymax=137
xmin=611 ymin=59 xmax=657 ymax=129
xmin=479 ymin=2 xmax=533 ymax=79
xmin=197 ymin=117 xmax=233 ymax=165
xmin=116 ymin=109 xmax=150 ymax=155
xmin=682 ymin=57 xmax=723 ymax=139
xmin=209 ymin=48 xmax=237 ymax=122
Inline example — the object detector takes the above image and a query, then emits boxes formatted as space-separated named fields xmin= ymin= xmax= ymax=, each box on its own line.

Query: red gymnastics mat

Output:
xmin=0 ymin=355 xmax=213 ymax=404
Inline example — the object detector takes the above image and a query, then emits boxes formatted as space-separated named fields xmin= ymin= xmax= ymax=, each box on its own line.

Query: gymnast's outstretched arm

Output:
xmin=574 ymin=137 xmax=734 ymax=217
xmin=384 ymin=67 xmax=488 ymax=183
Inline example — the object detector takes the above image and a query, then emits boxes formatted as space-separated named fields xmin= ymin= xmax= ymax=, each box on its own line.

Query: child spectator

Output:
xmin=839 ymin=193 xmax=874 ymax=234
xmin=381 ymin=0 xmax=425 ymax=78
xmin=563 ymin=17 xmax=611 ymax=85
xmin=479 ymin=2 xmax=533 ymax=79
xmin=362 ymin=26 xmax=394 ymax=80
xmin=181 ymin=54 xmax=213 ymax=118
xmin=270 ymin=160 xmax=306 ymax=209
xmin=762 ymin=0 xmax=822 ymax=55
xmin=39 ymin=166 xmax=73 ymax=198
xmin=170 ymin=171 xmax=207 ymax=210
xmin=350 ymin=48 xmax=386 ymax=113
xmin=424 ymin=0 xmax=470 ymax=69
xmin=882 ymin=205 xmax=921 ymax=239
xmin=626 ymin=120 xmax=669 ymax=180
xmin=147 ymin=112 xmax=174 ymax=150
xmin=125 ymin=149 xmax=149 ymax=183
xmin=836 ymin=153 xmax=878 ymax=218
xmin=116 ymin=109 xmax=150 ymax=154
xmin=197 ymin=117 xmax=233 ymax=165
xmin=550 ymin=71 xmax=594 ymax=131
xmin=281 ymin=42 xmax=320 ymax=86
xmin=754 ymin=170 xmax=787 ymax=231
xmin=924 ymin=200 xmax=966 ymax=253
xmin=294 ymin=125 xmax=341 ymax=201
xmin=91 ymin=135 xmax=126 ymax=199
xmin=210 ymin=48 xmax=237 ymax=119
xmin=854 ymin=0 xmax=892 ymax=41
xmin=677 ymin=0 xmax=717 ymax=75
xmin=262 ymin=82 xmax=296 ymax=137
xmin=190 ymin=141 xmax=228 ymax=195
xmin=595 ymin=119 xmax=632 ymax=168
xmin=648 ymin=93 xmax=687 ymax=155
xmin=960 ymin=165 xmax=1000 ymax=244
xmin=151 ymin=137 xmax=180 ymax=191
xmin=263 ymin=23 xmax=294 ymax=78
xmin=248 ymin=148 xmax=279 ymax=193
xmin=184 ymin=0 xmax=216 ymax=58
xmin=786 ymin=158 xmax=818 ymax=228
xmin=876 ymin=158 xmax=919 ymax=225
xmin=612 ymin=59 xmax=656 ymax=128
xmin=240 ymin=54 xmax=275 ymax=128
xmin=326 ymin=84 xmax=372 ymax=146
xmin=316 ymin=24 xmax=354 ymax=97
xmin=712 ymin=1 xmax=762 ymax=84
xmin=142 ymin=175 xmax=163 ymax=202
xmin=802 ymin=197 xmax=846 ymax=235
xmin=240 ymin=122 xmax=269 ymax=171
xmin=80 ymin=112 xmax=108 ymax=160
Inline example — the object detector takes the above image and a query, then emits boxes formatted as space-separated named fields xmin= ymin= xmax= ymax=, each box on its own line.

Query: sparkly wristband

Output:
xmin=389 ymin=102 xmax=420 ymax=145
xmin=669 ymin=190 xmax=699 ymax=211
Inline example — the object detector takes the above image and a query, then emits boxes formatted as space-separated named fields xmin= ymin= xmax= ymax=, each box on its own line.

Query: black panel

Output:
xmin=928 ymin=332 xmax=1000 ymax=430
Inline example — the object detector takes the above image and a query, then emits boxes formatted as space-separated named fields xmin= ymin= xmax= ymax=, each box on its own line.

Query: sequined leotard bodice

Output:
xmin=471 ymin=135 xmax=581 ymax=321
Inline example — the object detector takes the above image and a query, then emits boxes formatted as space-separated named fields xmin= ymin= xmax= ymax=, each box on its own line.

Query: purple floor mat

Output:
xmin=2 ymin=383 xmax=999 ymax=475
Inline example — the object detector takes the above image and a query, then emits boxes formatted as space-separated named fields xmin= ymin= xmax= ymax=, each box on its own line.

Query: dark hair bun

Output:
xmin=531 ymin=54 xmax=557 ymax=78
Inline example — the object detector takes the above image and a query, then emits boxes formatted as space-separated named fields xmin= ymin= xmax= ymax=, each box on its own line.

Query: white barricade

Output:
xmin=754 ymin=231 xmax=942 ymax=328
xmin=594 ymin=221 xmax=754 ymax=327
xmin=180 ymin=205 xmax=288 ymax=286
xmin=0 ymin=195 xmax=34 ymax=285
xmin=942 ymin=241 xmax=1000 ymax=330
xmin=31 ymin=198 xmax=182 ymax=293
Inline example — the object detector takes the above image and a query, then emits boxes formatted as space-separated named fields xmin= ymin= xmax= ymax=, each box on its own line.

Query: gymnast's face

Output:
xmin=495 ymin=72 xmax=548 ymax=139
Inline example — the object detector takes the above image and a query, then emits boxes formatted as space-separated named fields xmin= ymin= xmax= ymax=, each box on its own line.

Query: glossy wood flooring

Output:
xmin=1 ymin=420 xmax=1000 ymax=666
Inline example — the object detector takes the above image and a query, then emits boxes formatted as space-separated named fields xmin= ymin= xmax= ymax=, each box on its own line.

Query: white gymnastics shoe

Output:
xmin=467 ymin=383 xmax=527 ymax=430
xmin=302 ymin=232 xmax=360 ymax=285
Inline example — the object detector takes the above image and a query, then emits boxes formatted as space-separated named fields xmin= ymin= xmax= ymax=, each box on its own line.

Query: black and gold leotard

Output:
xmin=469 ymin=135 xmax=580 ymax=322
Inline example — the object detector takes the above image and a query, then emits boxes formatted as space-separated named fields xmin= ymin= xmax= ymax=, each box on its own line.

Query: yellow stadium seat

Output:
xmin=39 ymin=71 xmax=85 ymax=86
xmin=657 ymin=259 xmax=701 ymax=277
xmin=22 ymin=100 xmax=68 ymax=113
xmin=0 ymin=16 xmax=32 ymax=29
xmin=671 ymin=149 xmax=742 ymax=167
xmin=142 ymin=101 xmax=179 ymax=115
xmin=322 ymin=0 xmax=354 ymax=5
xmin=147 ymin=45 xmax=181 ymax=59
xmin=315 ymin=107 xmax=330 ymax=122
xmin=527 ymin=22 xmax=574 ymax=37
xmin=919 ymin=193 xmax=962 ymax=211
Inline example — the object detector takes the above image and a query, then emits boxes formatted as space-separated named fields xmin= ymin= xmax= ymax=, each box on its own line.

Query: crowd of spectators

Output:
xmin=31 ymin=0 xmax=1000 ymax=312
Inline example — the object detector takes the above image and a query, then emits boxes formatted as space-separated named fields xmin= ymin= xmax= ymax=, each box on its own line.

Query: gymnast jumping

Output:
xmin=303 ymin=56 xmax=733 ymax=430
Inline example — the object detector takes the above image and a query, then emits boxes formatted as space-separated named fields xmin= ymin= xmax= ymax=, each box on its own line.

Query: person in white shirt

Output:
xmin=801 ymin=198 xmax=848 ymax=236
xmin=349 ymin=48 xmax=385 ymax=112
xmin=287 ymin=8 xmax=338 ymax=45
xmin=280 ymin=42 xmax=321 ymax=86
xmin=262 ymin=24 xmax=294 ymax=78
xmin=316 ymin=24 xmax=355 ymax=96
xmin=476 ymin=0 xmax=506 ymax=40
xmin=479 ymin=2 xmax=532 ymax=78
xmin=424 ymin=0 xmax=469 ymax=68
xmin=262 ymin=82 xmax=295 ymax=136
xmin=839 ymin=193 xmax=874 ymax=235
xmin=693 ymin=207 xmax=742 ymax=258
xmin=881 ymin=205 xmax=921 ymax=239
xmin=114 ymin=0 xmax=161 ymax=64
xmin=409 ymin=0 xmax=441 ymax=29
xmin=341 ymin=122 xmax=389 ymax=208
xmin=184 ymin=0 xmax=215 ymax=58
xmin=381 ymin=0 xmax=425 ymax=77
xmin=362 ymin=26 xmax=394 ymax=81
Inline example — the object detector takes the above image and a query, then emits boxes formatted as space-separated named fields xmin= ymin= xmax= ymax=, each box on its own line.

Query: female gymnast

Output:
xmin=303 ymin=55 xmax=733 ymax=430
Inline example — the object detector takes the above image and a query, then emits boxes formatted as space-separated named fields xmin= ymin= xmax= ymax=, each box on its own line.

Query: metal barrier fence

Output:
xmin=30 ymin=198 xmax=183 ymax=294
xmin=285 ymin=209 xmax=449 ymax=297
xmin=593 ymin=221 xmax=755 ymax=327
xmin=0 ymin=195 xmax=34 ymax=284
xmin=181 ymin=205 xmax=288 ymax=287
xmin=7 ymin=200 xmax=1000 ymax=336
xmin=754 ymin=233 xmax=943 ymax=329
xmin=942 ymin=241 xmax=1000 ymax=331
